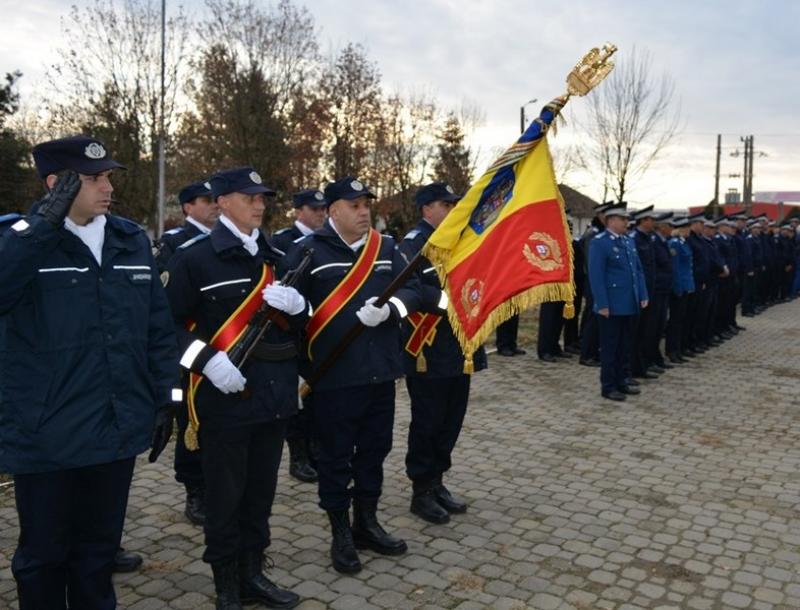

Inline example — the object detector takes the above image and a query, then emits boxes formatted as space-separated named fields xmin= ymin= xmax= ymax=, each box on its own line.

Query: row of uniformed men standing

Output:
xmin=159 ymin=171 xmax=482 ymax=609
xmin=0 ymin=135 xmax=484 ymax=610
xmin=541 ymin=200 xmax=797 ymax=402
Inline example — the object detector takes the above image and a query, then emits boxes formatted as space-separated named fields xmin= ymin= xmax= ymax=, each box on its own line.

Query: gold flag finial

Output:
xmin=566 ymin=43 xmax=617 ymax=97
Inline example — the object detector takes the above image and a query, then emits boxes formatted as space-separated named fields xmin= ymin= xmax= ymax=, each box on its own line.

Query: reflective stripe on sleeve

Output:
xmin=179 ymin=340 xmax=207 ymax=369
xmin=388 ymin=296 xmax=408 ymax=319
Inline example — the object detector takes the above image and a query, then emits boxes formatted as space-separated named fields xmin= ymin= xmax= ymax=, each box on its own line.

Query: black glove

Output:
xmin=148 ymin=404 xmax=176 ymax=463
xmin=35 ymin=170 xmax=81 ymax=226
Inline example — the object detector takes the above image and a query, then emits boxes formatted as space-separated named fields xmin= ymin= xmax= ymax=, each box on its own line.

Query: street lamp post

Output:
xmin=519 ymin=98 xmax=538 ymax=135
xmin=156 ymin=0 xmax=166 ymax=238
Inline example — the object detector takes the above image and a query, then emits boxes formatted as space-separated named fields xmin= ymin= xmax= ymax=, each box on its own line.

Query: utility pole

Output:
xmin=747 ymin=135 xmax=755 ymax=213
xmin=741 ymin=135 xmax=750 ymax=214
xmin=156 ymin=0 xmax=166 ymax=238
xmin=713 ymin=134 xmax=721 ymax=207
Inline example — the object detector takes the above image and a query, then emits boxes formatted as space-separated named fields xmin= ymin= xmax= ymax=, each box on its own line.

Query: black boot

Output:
xmin=287 ymin=438 xmax=318 ymax=483
xmin=352 ymin=498 xmax=408 ymax=556
xmin=433 ymin=476 xmax=468 ymax=514
xmin=112 ymin=547 xmax=143 ymax=573
xmin=410 ymin=481 xmax=449 ymax=524
xmin=211 ymin=560 xmax=243 ymax=610
xmin=327 ymin=509 xmax=362 ymax=574
xmin=184 ymin=484 xmax=206 ymax=526
xmin=239 ymin=550 xmax=300 ymax=608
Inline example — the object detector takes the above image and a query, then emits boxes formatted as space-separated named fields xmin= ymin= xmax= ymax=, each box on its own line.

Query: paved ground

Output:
xmin=1 ymin=301 xmax=799 ymax=609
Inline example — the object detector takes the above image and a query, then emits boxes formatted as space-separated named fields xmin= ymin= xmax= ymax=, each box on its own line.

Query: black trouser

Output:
xmin=703 ymin=282 xmax=719 ymax=343
xmin=756 ymin=267 xmax=768 ymax=305
xmin=646 ymin=292 xmax=669 ymax=366
xmin=286 ymin=394 xmax=314 ymax=444
xmin=579 ymin=289 xmax=599 ymax=360
xmin=495 ymin=315 xmax=520 ymax=351
xmin=597 ymin=314 xmax=635 ymax=395
xmin=562 ymin=281 xmax=583 ymax=348
xmin=715 ymin=277 xmax=734 ymax=334
xmin=666 ymin=292 xmax=687 ymax=356
xmin=405 ymin=374 xmax=470 ymax=485
xmin=537 ymin=301 xmax=565 ymax=357
xmin=631 ymin=302 xmax=651 ymax=375
xmin=12 ymin=458 xmax=135 ymax=610
xmin=741 ymin=273 xmax=756 ymax=314
xmin=312 ymin=381 xmax=395 ymax=511
xmin=174 ymin=398 xmax=204 ymax=489
xmin=200 ymin=420 xmax=287 ymax=564
xmin=689 ymin=285 xmax=711 ymax=348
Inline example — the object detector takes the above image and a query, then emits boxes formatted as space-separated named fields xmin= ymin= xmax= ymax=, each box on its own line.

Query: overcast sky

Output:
xmin=3 ymin=0 xmax=799 ymax=208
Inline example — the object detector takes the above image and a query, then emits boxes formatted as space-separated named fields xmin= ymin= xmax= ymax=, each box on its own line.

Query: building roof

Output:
xmin=558 ymin=184 xmax=599 ymax=218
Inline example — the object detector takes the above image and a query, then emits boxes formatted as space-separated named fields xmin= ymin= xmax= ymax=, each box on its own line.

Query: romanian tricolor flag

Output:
xmin=422 ymin=96 xmax=574 ymax=362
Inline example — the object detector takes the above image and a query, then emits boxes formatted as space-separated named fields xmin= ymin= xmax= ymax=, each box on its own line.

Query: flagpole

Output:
xmin=299 ymin=253 xmax=425 ymax=397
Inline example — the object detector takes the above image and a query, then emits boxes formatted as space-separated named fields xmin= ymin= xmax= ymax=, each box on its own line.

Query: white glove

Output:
xmin=262 ymin=281 xmax=306 ymax=315
xmin=356 ymin=296 xmax=391 ymax=327
xmin=202 ymin=351 xmax=247 ymax=394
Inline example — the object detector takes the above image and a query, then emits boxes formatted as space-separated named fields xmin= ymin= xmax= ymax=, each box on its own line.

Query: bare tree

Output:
xmin=319 ymin=43 xmax=384 ymax=183
xmin=44 ymin=0 xmax=191 ymax=223
xmin=376 ymin=91 xmax=439 ymax=234
xmin=579 ymin=47 xmax=681 ymax=203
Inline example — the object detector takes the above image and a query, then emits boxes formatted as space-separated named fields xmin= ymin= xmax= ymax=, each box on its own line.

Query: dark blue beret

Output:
xmin=32 ymin=135 xmax=125 ymax=179
xmin=324 ymin=176 xmax=376 ymax=206
xmin=178 ymin=180 xmax=213 ymax=205
xmin=292 ymin=189 xmax=326 ymax=208
xmin=415 ymin=182 xmax=460 ymax=209
xmin=210 ymin=167 xmax=276 ymax=200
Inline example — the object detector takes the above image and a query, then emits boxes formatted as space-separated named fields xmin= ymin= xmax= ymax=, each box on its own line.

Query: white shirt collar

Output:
xmin=64 ymin=214 xmax=106 ymax=265
xmin=329 ymin=218 xmax=367 ymax=252
xmin=294 ymin=220 xmax=314 ymax=236
xmin=219 ymin=214 xmax=260 ymax=256
xmin=186 ymin=216 xmax=212 ymax=234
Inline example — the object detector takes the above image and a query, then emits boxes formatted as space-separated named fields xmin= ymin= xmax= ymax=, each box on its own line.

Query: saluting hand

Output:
xmin=36 ymin=170 xmax=81 ymax=226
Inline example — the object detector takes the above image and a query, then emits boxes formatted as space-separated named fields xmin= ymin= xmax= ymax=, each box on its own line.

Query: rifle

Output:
xmin=228 ymin=247 xmax=314 ymax=369
xmin=299 ymin=252 xmax=424 ymax=397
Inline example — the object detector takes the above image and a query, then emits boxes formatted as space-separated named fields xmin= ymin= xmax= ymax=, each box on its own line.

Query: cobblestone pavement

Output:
xmin=2 ymin=301 xmax=800 ymax=610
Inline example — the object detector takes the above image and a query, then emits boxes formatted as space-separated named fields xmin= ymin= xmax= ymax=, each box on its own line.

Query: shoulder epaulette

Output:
xmin=403 ymin=229 xmax=421 ymax=241
xmin=593 ymin=231 xmax=607 ymax=240
xmin=164 ymin=227 xmax=184 ymax=236
xmin=107 ymin=214 xmax=145 ymax=234
xmin=274 ymin=227 xmax=291 ymax=236
xmin=178 ymin=233 xmax=210 ymax=250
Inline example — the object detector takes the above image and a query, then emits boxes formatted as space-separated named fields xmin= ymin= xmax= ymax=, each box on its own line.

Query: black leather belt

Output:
xmin=249 ymin=341 xmax=297 ymax=362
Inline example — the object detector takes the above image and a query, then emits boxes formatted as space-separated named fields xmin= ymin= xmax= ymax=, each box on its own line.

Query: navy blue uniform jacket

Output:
xmin=0 ymin=213 xmax=179 ymax=474
xmin=280 ymin=220 xmax=422 ymax=392
xmin=271 ymin=223 xmax=304 ymax=255
xmin=588 ymin=230 xmax=648 ymax=316
xmin=154 ymin=220 xmax=206 ymax=273
xmin=165 ymin=222 xmax=306 ymax=429
xmin=398 ymin=220 xmax=487 ymax=378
